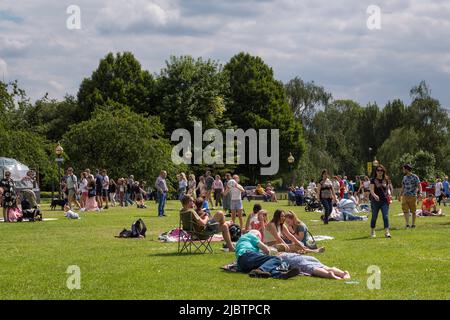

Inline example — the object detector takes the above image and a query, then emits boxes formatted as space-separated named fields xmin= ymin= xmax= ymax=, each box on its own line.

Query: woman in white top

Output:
xmin=223 ymin=175 xmax=245 ymax=230
xmin=79 ymin=172 xmax=88 ymax=210
xmin=187 ymin=174 xmax=197 ymax=199
xmin=178 ymin=172 xmax=188 ymax=201
xmin=435 ymin=178 xmax=444 ymax=205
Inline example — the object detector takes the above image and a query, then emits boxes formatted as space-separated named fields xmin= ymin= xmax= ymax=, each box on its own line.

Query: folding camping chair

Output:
xmin=178 ymin=210 xmax=216 ymax=254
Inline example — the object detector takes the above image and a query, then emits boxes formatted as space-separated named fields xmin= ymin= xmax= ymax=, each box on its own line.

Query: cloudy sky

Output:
xmin=1 ymin=0 xmax=449 ymax=107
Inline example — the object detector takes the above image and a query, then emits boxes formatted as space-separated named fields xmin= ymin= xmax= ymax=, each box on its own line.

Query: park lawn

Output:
xmin=0 ymin=199 xmax=449 ymax=300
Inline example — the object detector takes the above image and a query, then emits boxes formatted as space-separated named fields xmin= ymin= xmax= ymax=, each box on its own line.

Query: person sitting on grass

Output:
xmin=195 ymin=196 xmax=210 ymax=217
xmin=420 ymin=194 xmax=445 ymax=216
xmin=236 ymin=229 xmax=299 ymax=279
xmin=265 ymin=183 xmax=278 ymax=202
xmin=279 ymin=252 xmax=350 ymax=280
xmin=288 ymin=187 xmax=296 ymax=206
xmin=264 ymin=209 xmax=324 ymax=253
xmin=180 ymin=195 xmax=235 ymax=252
xmin=245 ymin=204 xmax=268 ymax=237
xmin=284 ymin=211 xmax=325 ymax=251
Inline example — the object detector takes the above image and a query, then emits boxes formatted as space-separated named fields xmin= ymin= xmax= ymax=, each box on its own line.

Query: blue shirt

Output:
xmin=443 ymin=180 xmax=450 ymax=195
xmin=402 ymin=174 xmax=420 ymax=196
xmin=235 ymin=232 xmax=260 ymax=259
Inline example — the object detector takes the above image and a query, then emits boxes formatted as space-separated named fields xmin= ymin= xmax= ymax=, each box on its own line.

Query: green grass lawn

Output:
xmin=0 ymin=199 xmax=449 ymax=300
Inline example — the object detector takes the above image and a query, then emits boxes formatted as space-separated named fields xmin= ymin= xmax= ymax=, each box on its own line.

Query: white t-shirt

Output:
xmin=435 ymin=182 xmax=443 ymax=197
xmin=80 ymin=178 xmax=88 ymax=193
xmin=308 ymin=182 xmax=316 ymax=190
xmin=102 ymin=175 xmax=109 ymax=190
xmin=227 ymin=179 xmax=242 ymax=201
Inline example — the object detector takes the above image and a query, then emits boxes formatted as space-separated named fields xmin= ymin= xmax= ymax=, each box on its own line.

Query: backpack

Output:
xmin=117 ymin=219 xmax=147 ymax=238
xmin=228 ymin=224 xmax=241 ymax=242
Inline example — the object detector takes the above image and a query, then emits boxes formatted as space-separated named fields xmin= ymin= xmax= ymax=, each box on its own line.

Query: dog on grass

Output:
xmin=50 ymin=198 xmax=67 ymax=210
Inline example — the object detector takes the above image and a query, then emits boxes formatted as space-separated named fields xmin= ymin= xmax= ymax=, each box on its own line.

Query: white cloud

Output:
xmin=0 ymin=58 xmax=7 ymax=78
xmin=0 ymin=0 xmax=449 ymax=108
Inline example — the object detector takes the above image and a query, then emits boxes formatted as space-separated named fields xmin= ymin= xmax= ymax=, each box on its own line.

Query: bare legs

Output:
xmin=312 ymin=267 xmax=351 ymax=280
xmin=213 ymin=211 xmax=235 ymax=251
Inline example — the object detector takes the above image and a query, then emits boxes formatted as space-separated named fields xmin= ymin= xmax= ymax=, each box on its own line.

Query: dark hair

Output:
xmin=253 ymin=203 xmax=262 ymax=213
xmin=271 ymin=209 xmax=286 ymax=226
xmin=403 ymin=164 xmax=412 ymax=171
xmin=373 ymin=164 xmax=388 ymax=180
xmin=195 ymin=197 xmax=205 ymax=210
xmin=181 ymin=195 xmax=193 ymax=207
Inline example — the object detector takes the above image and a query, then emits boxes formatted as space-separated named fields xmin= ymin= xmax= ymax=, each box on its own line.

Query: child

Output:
xmin=64 ymin=204 xmax=80 ymax=219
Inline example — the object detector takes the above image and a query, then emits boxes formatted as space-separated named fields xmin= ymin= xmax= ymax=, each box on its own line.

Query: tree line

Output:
xmin=1 ymin=51 xmax=449 ymax=190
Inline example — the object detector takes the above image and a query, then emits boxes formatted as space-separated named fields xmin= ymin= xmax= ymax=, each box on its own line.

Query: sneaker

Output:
xmin=249 ymin=269 xmax=271 ymax=278
xmin=279 ymin=268 xmax=300 ymax=280
xmin=406 ymin=225 xmax=410 ymax=229
xmin=385 ymin=232 xmax=391 ymax=238
xmin=370 ymin=230 xmax=376 ymax=238
xmin=79 ymin=208 xmax=86 ymax=212
xmin=103 ymin=206 xmax=109 ymax=210
xmin=411 ymin=225 xmax=416 ymax=229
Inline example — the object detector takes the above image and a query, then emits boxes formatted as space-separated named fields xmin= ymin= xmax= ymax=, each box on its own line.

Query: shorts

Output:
xmin=401 ymin=195 xmax=417 ymax=213
xmin=101 ymin=189 xmax=109 ymax=198
xmin=230 ymin=200 xmax=243 ymax=210
xmin=68 ymin=189 xmax=76 ymax=199
xmin=205 ymin=219 xmax=220 ymax=234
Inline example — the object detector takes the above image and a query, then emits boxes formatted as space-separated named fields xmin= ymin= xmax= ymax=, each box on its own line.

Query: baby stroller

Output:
xmin=304 ymin=196 xmax=323 ymax=212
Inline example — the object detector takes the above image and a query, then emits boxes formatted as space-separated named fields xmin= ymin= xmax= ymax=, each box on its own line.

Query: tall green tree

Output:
xmin=223 ymin=52 xmax=305 ymax=181
xmin=285 ymin=76 xmax=332 ymax=130
xmin=154 ymin=55 xmax=230 ymax=135
xmin=61 ymin=107 xmax=184 ymax=185
xmin=77 ymin=52 xmax=155 ymax=121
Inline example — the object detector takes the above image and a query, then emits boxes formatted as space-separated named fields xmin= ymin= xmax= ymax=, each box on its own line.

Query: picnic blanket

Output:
xmin=0 ymin=218 xmax=58 ymax=222
xmin=158 ymin=228 xmax=224 ymax=242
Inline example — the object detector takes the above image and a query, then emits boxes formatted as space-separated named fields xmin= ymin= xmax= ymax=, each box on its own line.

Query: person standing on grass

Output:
xmin=222 ymin=173 xmax=232 ymax=214
xmin=187 ymin=174 xmax=197 ymax=199
xmin=155 ymin=170 xmax=168 ymax=217
xmin=101 ymin=169 xmax=110 ymax=209
xmin=369 ymin=164 xmax=391 ymax=238
xmin=66 ymin=167 xmax=81 ymax=210
xmin=205 ymin=171 xmax=215 ymax=207
xmin=213 ymin=174 xmax=224 ymax=209
xmin=224 ymin=174 xmax=245 ymax=230
xmin=1 ymin=171 xmax=17 ymax=222
xmin=109 ymin=178 xmax=117 ymax=207
xmin=95 ymin=169 xmax=103 ymax=209
xmin=317 ymin=170 xmax=337 ymax=224
xmin=443 ymin=176 xmax=450 ymax=206
xmin=79 ymin=171 xmax=88 ymax=211
xmin=435 ymin=178 xmax=444 ymax=206
xmin=399 ymin=164 xmax=422 ymax=229
xmin=177 ymin=173 xmax=188 ymax=201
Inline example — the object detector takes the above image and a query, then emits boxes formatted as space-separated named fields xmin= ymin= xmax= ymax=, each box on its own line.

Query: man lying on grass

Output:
xmin=180 ymin=195 xmax=235 ymax=251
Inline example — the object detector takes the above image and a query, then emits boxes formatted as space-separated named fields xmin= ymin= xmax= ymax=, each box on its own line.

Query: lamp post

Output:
xmin=55 ymin=143 xmax=64 ymax=200
xmin=367 ymin=147 xmax=373 ymax=176
xmin=287 ymin=152 xmax=295 ymax=187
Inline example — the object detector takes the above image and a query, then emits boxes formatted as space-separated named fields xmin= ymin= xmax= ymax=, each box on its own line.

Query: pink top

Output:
xmin=212 ymin=180 xmax=224 ymax=191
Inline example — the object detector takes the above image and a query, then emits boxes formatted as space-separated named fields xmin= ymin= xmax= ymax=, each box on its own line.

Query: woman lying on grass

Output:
xmin=264 ymin=209 xmax=325 ymax=254
xmin=279 ymin=252 xmax=351 ymax=280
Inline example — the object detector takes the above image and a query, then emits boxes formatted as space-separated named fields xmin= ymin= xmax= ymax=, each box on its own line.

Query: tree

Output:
xmin=77 ymin=52 xmax=155 ymax=121
xmin=223 ymin=52 xmax=305 ymax=181
xmin=285 ymin=76 xmax=332 ymax=130
xmin=61 ymin=107 xmax=184 ymax=186
xmin=154 ymin=55 xmax=230 ymax=135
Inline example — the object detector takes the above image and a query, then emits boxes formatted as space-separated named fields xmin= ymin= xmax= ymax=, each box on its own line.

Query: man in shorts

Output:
xmin=180 ymin=195 xmax=235 ymax=251
xmin=224 ymin=175 xmax=245 ymax=230
xmin=399 ymin=164 xmax=422 ymax=228
xmin=66 ymin=167 xmax=81 ymax=209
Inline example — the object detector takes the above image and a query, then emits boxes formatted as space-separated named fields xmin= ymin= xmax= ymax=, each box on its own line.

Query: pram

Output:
xmin=304 ymin=196 xmax=323 ymax=212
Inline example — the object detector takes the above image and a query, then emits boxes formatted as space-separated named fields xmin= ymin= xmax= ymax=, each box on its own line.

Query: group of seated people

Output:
xmin=180 ymin=195 xmax=350 ymax=280
xmin=253 ymin=183 xmax=278 ymax=202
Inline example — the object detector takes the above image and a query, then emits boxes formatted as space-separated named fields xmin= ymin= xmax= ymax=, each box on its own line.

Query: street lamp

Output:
xmin=55 ymin=143 xmax=64 ymax=199
xmin=287 ymin=152 xmax=295 ymax=186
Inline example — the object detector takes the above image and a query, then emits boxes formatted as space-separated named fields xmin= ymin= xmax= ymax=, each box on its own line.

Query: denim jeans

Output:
xmin=157 ymin=191 xmax=167 ymax=216
xmin=237 ymin=251 xmax=282 ymax=278
xmin=124 ymin=192 xmax=133 ymax=206
xmin=321 ymin=198 xmax=333 ymax=221
xmin=370 ymin=200 xmax=389 ymax=229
